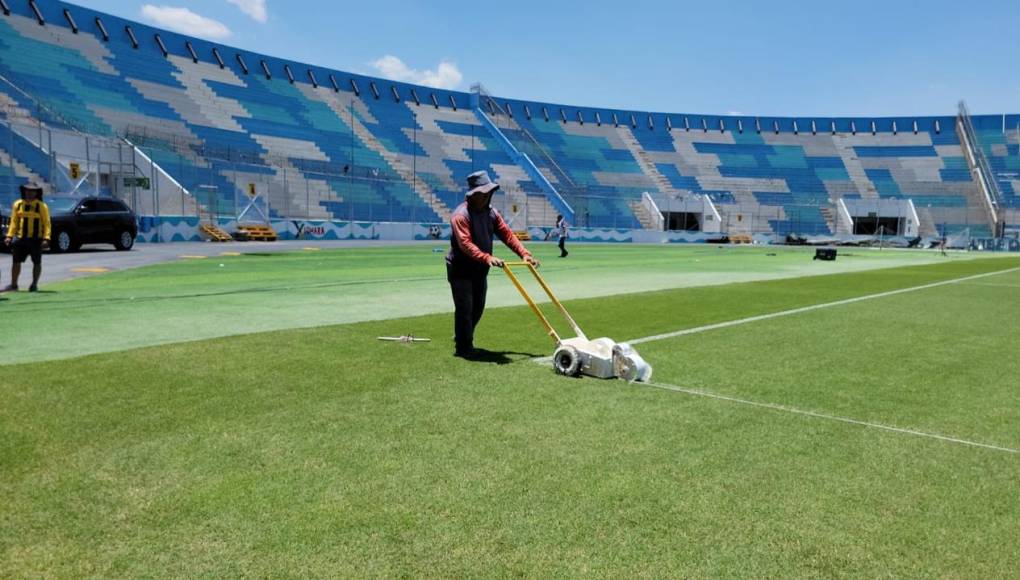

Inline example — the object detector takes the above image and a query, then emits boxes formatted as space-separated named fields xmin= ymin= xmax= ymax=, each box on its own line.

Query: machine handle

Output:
xmin=501 ymin=261 xmax=588 ymax=343
xmin=501 ymin=262 xmax=560 ymax=343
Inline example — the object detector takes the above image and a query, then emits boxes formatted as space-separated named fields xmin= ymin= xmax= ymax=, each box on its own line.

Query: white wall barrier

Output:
xmin=137 ymin=216 xmax=1008 ymax=248
xmin=969 ymin=238 xmax=1020 ymax=252
xmin=136 ymin=217 xmax=730 ymax=245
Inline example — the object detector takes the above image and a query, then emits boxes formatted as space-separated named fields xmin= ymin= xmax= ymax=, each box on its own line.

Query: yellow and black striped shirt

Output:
xmin=6 ymin=199 xmax=51 ymax=241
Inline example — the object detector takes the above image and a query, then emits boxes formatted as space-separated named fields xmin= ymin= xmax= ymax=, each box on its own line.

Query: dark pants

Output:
xmin=559 ymin=236 xmax=568 ymax=257
xmin=449 ymin=274 xmax=487 ymax=353
xmin=12 ymin=238 xmax=43 ymax=265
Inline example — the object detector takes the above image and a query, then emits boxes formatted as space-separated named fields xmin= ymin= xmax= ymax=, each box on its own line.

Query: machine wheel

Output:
xmin=552 ymin=345 xmax=582 ymax=377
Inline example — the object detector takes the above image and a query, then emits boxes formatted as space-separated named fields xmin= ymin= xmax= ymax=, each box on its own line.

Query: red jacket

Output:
xmin=446 ymin=203 xmax=530 ymax=276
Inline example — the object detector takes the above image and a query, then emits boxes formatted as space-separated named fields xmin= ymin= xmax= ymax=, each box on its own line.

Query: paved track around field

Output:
xmin=24 ymin=240 xmax=442 ymax=284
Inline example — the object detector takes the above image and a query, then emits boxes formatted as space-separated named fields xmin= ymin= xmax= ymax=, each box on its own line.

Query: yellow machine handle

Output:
xmin=501 ymin=261 xmax=588 ymax=344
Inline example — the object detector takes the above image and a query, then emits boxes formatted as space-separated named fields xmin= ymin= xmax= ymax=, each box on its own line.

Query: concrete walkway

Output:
xmin=4 ymin=239 xmax=989 ymax=288
xmin=10 ymin=240 xmax=446 ymax=285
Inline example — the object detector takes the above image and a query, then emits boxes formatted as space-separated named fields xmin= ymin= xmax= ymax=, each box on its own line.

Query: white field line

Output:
xmin=957 ymin=281 xmax=1020 ymax=289
xmin=627 ymin=266 xmax=1020 ymax=346
xmin=534 ymin=265 xmax=1020 ymax=363
xmin=534 ymin=265 xmax=1020 ymax=453
xmin=639 ymin=380 xmax=1019 ymax=455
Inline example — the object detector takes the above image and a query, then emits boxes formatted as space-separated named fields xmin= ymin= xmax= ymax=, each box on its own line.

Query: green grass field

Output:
xmin=2 ymin=244 xmax=1019 ymax=577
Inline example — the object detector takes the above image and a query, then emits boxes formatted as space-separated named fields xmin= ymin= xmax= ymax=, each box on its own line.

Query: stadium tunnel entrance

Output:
xmin=665 ymin=212 xmax=702 ymax=231
xmin=854 ymin=216 xmax=904 ymax=235
xmin=844 ymin=199 xmax=919 ymax=237
xmin=655 ymin=192 xmax=723 ymax=233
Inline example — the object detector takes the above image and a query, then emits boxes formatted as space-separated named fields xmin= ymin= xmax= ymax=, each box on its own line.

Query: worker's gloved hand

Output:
xmin=488 ymin=256 xmax=505 ymax=268
xmin=525 ymin=255 xmax=540 ymax=268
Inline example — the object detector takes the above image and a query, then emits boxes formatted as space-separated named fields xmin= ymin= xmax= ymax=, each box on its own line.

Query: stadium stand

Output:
xmin=494 ymin=99 xmax=994 ymax=235
xmin=0 ymin=0 xmax=1017 ymax=237
xmin=969 ymin=114 xmax=1020 ymax=229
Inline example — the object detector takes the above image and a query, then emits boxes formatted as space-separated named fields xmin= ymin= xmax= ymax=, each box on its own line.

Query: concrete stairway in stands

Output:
xmin=616 ymin=126 xmax=679 ymax=197
xmin=628 ymin=199 xmax=662 ymax=230
xmin=819 ymin=206 xmax=837 ymax=235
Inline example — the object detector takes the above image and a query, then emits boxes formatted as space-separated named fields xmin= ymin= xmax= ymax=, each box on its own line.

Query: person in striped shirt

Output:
xmin=3 ymin=182 xmax=50 ymax=293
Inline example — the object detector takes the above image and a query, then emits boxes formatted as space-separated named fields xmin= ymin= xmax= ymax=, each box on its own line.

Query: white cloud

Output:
xmin=140 ymin=5 xmax=232 ymax=40
xmin=727 ymin=110 xmax=745 ymax=116
xmin=369 ymin=55 xmax=463 ymax=90
xmin=225 ymin=0 xmax=268 ymax=23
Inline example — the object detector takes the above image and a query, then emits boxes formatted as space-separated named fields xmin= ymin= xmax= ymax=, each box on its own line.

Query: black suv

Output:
xmin=47 ymin=196 xmax=138 ymax=253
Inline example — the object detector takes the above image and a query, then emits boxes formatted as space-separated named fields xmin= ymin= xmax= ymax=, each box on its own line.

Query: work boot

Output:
xmin=28 ymin=284 xmax=38 ymax=292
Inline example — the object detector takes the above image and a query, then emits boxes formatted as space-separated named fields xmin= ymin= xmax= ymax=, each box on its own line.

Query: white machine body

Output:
xmin=499 ymin=261 xmax=653 ymax=383
xmin=553 ymin=337 xmax=653 ymax=382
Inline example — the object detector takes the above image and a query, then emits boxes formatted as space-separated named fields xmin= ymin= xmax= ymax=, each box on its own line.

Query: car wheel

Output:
xmin=52 ymin=230 xmax=74 ymax=253
xmin=114 ymin=230 xmax=135 ymax=251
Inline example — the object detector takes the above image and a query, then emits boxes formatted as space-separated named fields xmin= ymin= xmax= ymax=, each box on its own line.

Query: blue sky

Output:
xmin=82 ymin=0 xmax=1020 ymax=117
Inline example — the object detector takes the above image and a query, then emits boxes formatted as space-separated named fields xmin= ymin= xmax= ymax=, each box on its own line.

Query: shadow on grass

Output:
xmin=462 ymin=349 xmax=543 ymax=365
xmin=1 ymin=289 xmax=59 ymax=295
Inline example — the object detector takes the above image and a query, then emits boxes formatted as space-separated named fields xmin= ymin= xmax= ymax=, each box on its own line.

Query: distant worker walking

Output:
xmin=447 ymin=171 xmax=539 ymax=358
xmin=3 ymin=182 xmax=50 ymax=293
xmin=556 ymin=214 xmax=569 ymax=258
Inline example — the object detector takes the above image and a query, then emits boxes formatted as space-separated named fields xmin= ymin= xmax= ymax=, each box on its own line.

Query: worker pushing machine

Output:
xmin=447 ymin=171 xmax=539 ymax=358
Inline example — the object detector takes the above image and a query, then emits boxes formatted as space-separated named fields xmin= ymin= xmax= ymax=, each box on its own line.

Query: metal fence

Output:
xmin=0 ymin=117 xmax=165 ymax=211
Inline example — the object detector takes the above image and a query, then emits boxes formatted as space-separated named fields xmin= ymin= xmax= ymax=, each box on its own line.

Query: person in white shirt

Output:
xmin=555 ymin=214 xmax=569 ymax=258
